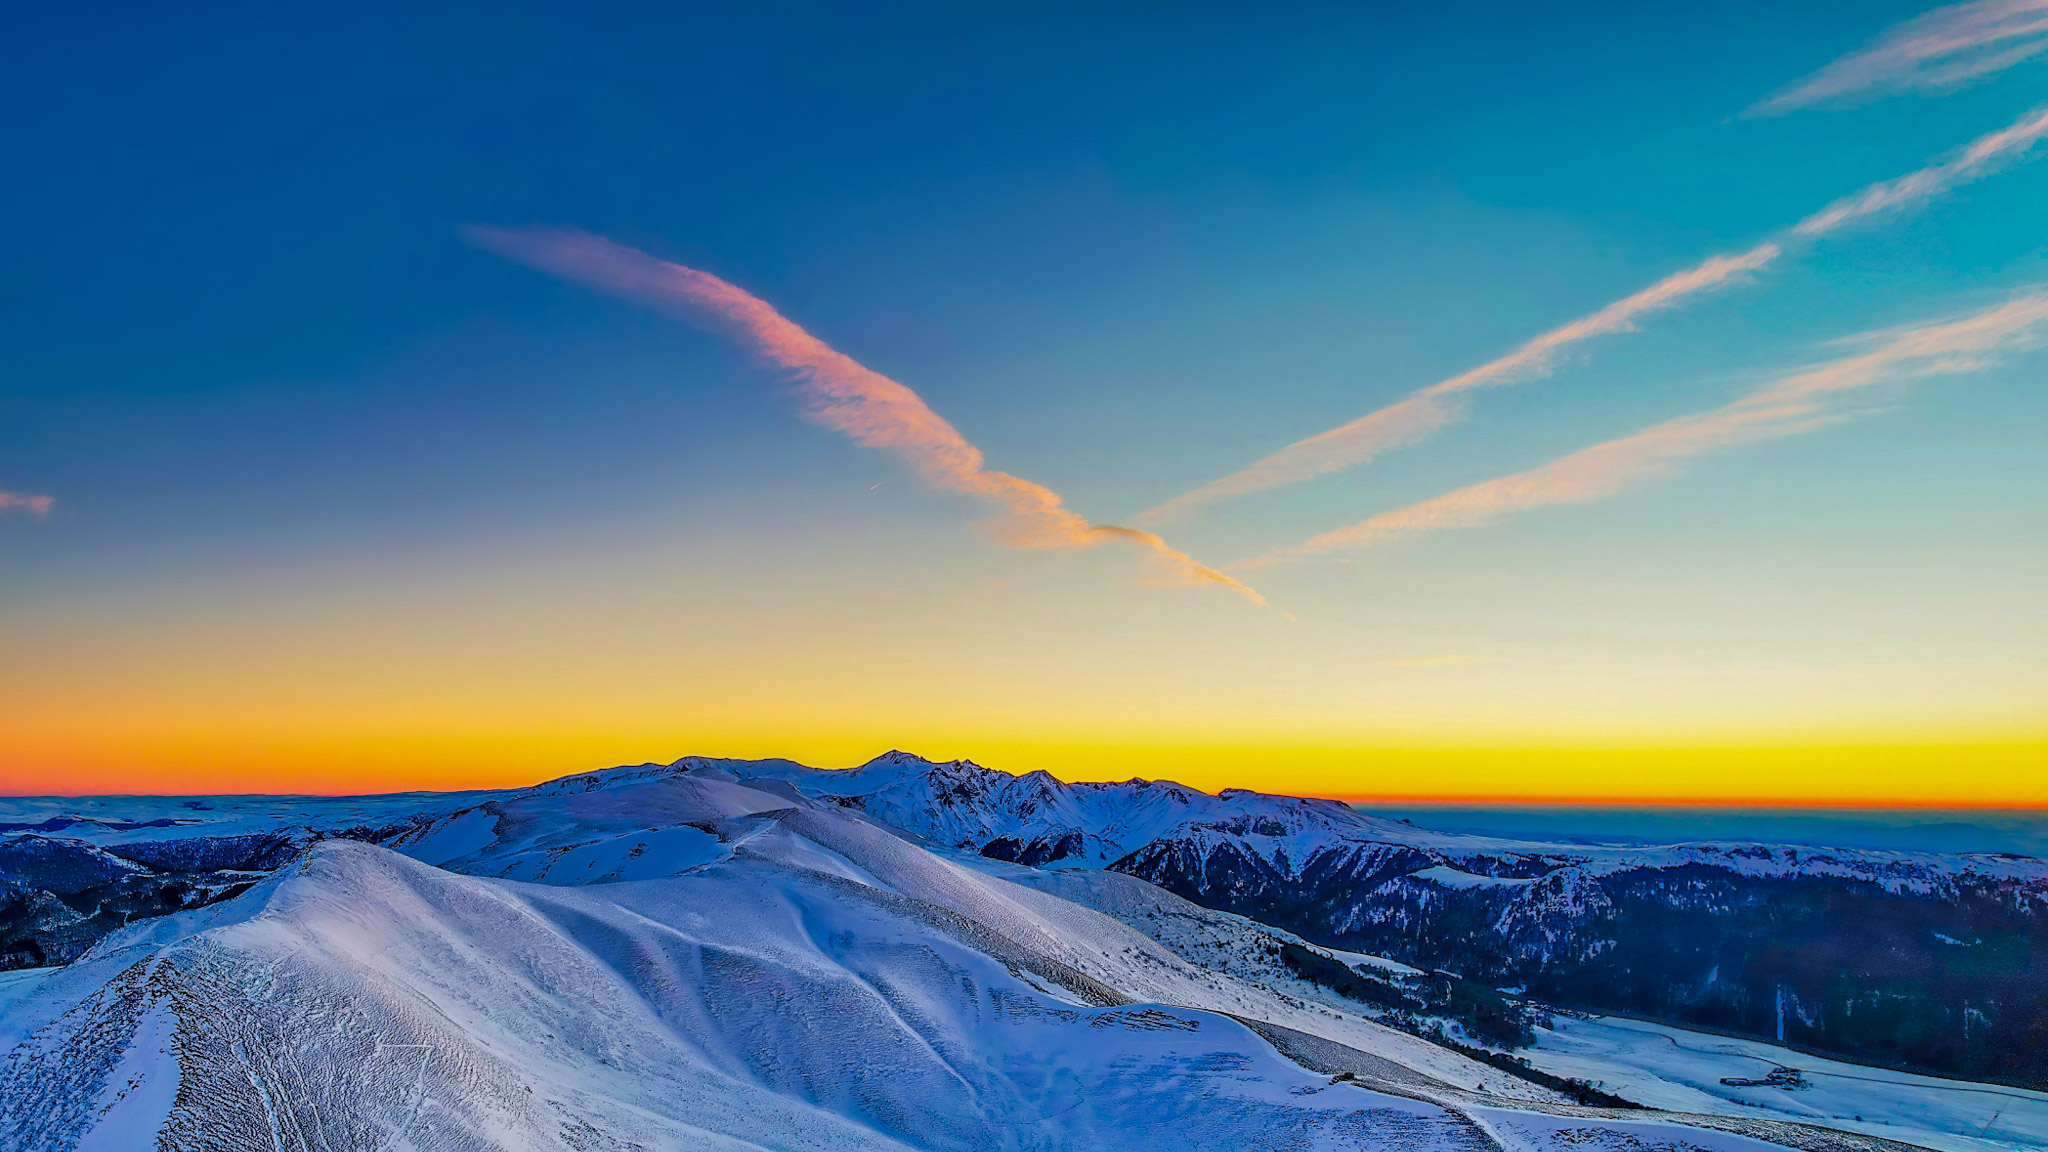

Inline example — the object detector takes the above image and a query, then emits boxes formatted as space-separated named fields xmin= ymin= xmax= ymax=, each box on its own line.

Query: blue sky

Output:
xmin=3 ymin=2 xmax=2046 ymax=797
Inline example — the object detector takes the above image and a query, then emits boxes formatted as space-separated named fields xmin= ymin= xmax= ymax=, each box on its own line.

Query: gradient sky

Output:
xmin=4 ymin=2 xmax=2047 ymax=802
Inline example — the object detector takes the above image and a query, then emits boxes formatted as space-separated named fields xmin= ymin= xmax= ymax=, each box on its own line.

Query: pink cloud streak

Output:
xmin=467 ymin=226 xmax=1264 ymax=606
xmin=1143 ymin=106 xmax=2048 ymax=525
xmin=1238 ymin=293 xmax=2048 ymax=568
xmin=0 ymin=493 xmax=54 ymax=517
xmin=1793 ymin=105 xmax=2048 ymax=235
xmin=1140 ymin=243 xmax=1781 ymax=524
xmin=1751 ymin=0 xmax=2048 ymax=115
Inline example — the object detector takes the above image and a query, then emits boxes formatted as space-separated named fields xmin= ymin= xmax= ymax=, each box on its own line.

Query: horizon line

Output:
xmin=6 ymin=743 xmax=2045 ymax=808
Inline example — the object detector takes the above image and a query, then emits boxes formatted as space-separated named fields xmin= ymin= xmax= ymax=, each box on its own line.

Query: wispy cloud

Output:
xmin=1238 ymin=293 xmax=2048 ymax=568
xmin=466 ymin=226 xmax=1264 ymax=606
xmin=1142 ymin=107 xmax=2048 ymax=525
xmin=1751 ymin=0 xmax=2048 ymax=116
xmin=1793 ymin=105 xmax=2048 ymax=234
xmin=1140 ymin=244 xmax=1780 ymax=523
xmin=0 ymin=493 xmax=54 ymax=517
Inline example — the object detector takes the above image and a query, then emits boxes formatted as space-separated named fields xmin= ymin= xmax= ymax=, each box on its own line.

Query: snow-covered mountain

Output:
xmin=726 ymin=753 xmax=2048 ymax=1093
xmin=1 ymin=763 xmax=1907 ymax=1152
xmin=3 ymin=750 xmax=2044 ymax=1150
xmin=735 ymin=750 xmax=2048 ymax=892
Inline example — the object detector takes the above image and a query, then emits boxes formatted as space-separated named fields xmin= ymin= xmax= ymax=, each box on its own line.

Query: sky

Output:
xmin=3 ymin=2 xmax=2047 ymax=803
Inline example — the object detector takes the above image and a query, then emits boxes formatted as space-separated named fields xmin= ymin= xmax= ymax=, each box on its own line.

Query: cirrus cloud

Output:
xmin=467 ymin=226 xmax=1265 ymax=606
xmin=1237 ymin=292 xmax=2048 ymax=568
xmin=0 ymin=492 xmax=54 ymax=517
xmin=1139 ymin=244 xmax=1781 ymax=524
xmin=1751 ymin=0 xmax=2048 ymax=116
xmin=1141 ymin=105 xmax=2048 ymax=525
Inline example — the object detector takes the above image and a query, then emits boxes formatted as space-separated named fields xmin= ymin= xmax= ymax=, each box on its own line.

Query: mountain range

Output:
xmin=3 ymin=751 xmax=2044 ymax=1151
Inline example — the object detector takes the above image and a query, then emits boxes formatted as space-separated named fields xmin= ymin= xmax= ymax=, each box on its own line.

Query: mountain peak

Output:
xmin=863 ymin=750 xmax=997 ymax=780
xmin=866 ymin=749 xmax=935 ymax=768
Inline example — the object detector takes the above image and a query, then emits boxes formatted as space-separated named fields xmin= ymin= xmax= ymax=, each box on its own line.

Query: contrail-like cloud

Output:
xmin=1238 ymin=292 xmax=2048 ymax=568
xmin=1751 ymin=0 xmax=2048 ymax=116
xmin=1142 ymin=106 xmax=2048 ymax=525
xmin=1140 ymin=243 xmax=1781 ymax=523
xmin=1794 ymin=105 xmax=2048 ymax=234
xmin=0 ymin=493 xmax=53 ymax=517
xmin=467 ymin=226 xmax=1265 ymax=606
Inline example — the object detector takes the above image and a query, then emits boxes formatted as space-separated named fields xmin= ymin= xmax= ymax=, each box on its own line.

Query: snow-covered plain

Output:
xmin=3 ymin=753 xmax=2038 ymax=1150
xmin=1521 ymin=1013 xmax=2048 ymax=1152
xmin=0 ymin=789 xmax=500 ymax=843
xmin=0 ymin=966 xmax=51 ymax=1013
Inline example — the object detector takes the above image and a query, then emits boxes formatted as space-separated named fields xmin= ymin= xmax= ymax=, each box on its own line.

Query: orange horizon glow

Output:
xmin=3 ymin=736 xmax=2042 ymax=807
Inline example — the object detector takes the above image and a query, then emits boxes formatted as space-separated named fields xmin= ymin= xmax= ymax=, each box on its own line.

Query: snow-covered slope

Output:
xmin=377 ymin=768 xmax=1558 ymax=1102
xmin=3 ymin=751 xmax=2040 ymax=1150
xmin=4 ymin=839 xmax=1497 ymax=1152
xmin=8 ymin=778 xmax=1875 ymax=1147
xmin=710 ymin=753 xmax=2048 ymax=1096
xmin=2 ymin=768 xmax=1914 ymax=1152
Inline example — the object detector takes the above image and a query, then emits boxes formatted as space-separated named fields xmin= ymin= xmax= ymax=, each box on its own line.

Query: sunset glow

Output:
xmin=5 ymin=4 xmax=2047 ymax=806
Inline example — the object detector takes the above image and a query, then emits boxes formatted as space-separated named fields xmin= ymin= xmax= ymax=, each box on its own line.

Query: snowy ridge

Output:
xmin=374 ymin=768 xmax=1561 ymax=1100
xmin=9 ymin=750 xmax=2039 ymax=895
xmin=708 ymin=752 xmax=2048 ymax=912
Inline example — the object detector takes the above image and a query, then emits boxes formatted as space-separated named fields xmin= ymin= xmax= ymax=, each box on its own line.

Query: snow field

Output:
xmin=1522 ymin=1013 xmax=2048 ymax=1152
